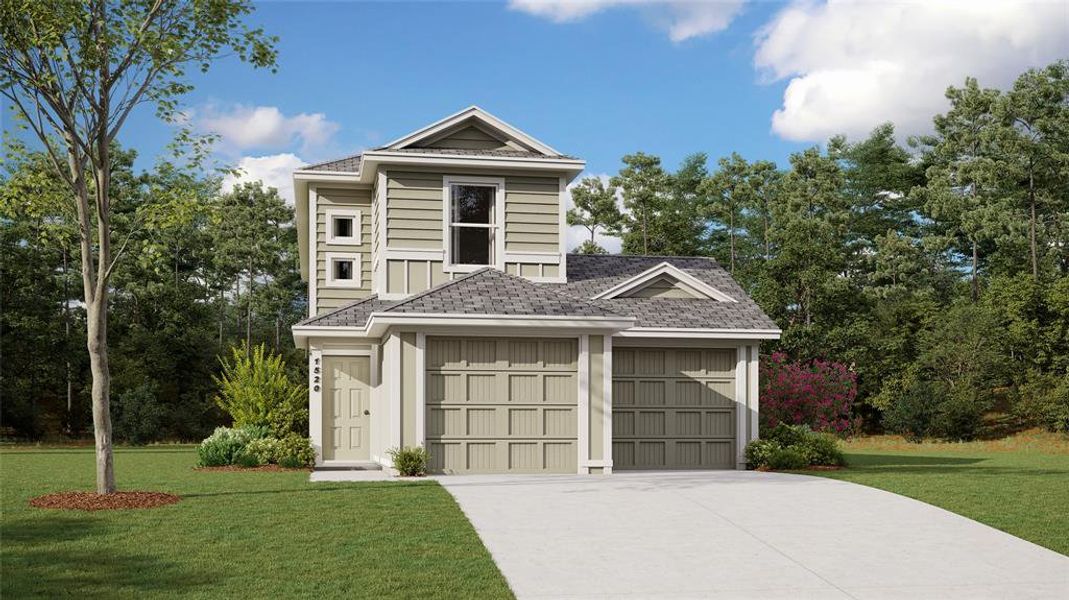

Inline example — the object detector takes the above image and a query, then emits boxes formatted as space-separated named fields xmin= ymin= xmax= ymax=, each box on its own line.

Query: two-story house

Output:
xmin=291 ymin=106 xmax=780 ymax=474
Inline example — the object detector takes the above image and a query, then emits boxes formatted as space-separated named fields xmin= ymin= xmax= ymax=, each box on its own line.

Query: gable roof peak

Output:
xmin=380 ymin=105 xmax=562 ymax=156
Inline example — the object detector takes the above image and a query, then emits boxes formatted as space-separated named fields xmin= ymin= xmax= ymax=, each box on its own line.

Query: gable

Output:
xmin=417 ymin=123 xmax=524 ymax=152
xmin=383 ymin=106 xmax=561 ymax=156
xmin=617 ymin=274 xmax=702 ymax=299
xmin=591 ymin=262 xmax=738 ymax=303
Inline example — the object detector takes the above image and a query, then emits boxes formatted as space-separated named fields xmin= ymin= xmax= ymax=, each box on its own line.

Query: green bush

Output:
xmin=1014 ymin=372 xmax=1069 ymax=433
xmin=112 ymin=383 xmax=166 ymax=445
xmin=234 ymin=448 xmax=265 ymax=468
xmin=276 ymin=434 xmax=315 ymax=468
xmin=744 ymin=439 xmax=780 ymax=469
xmin=799 ymin=432 xmax=845 ymax=466
xmin=766 ymin=446 xmax=809 ymax=470
xmin=388 ymin=446 xmax=430 ymax=476
xmin=243 ymin=437 xmax=280 ymax=465
xmin=745 ymin=422 xmax=846 ymax=470
xmin=197 ymin=426 xmax=259 ymax=467
xmin=213 ymin=343 xmax=308 ymax=437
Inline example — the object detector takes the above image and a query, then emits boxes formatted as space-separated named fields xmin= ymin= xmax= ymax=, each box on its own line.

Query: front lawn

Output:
xmin=0 ymin=447 xmax=513 ymax=599
xmin=810 ymin=430 xmax=1069 ymax=556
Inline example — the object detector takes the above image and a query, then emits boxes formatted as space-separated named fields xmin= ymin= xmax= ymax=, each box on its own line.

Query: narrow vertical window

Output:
xmin=448 ymin=184 xmax=496 ymax=266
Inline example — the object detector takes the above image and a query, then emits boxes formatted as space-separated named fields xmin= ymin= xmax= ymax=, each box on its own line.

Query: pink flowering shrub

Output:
xmin=761 ymin=352 xmax=857 ymax=434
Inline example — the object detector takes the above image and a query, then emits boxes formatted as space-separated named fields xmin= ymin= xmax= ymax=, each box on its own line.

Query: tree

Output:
xmin=566 ymin=177 xmax=622 ymax=253
xmin=611 ymin=153 xmax=670 ymax=255
xmin=0 ymin=0 xmax=276 ymax=493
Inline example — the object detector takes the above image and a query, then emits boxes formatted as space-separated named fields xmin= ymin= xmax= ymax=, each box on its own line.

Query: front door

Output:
xmin=323 ymin=356 xmax=371 ymax=461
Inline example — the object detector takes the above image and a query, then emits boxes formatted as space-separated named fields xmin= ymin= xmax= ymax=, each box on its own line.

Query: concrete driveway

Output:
xmin=437 ymin=471 xmax=1069 ymax=599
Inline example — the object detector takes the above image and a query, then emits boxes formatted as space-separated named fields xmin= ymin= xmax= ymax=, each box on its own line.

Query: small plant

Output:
xmin=766 ymin=446 xmax=809 ymax=470
xmin=243 ymin=437 xmax=280 ymax=465
xmin=744 ymin=422 xmax=846 ymax=470
xmin=388 ymin=446 xmax=430 ymax=477
xmin=235 ymin=448 xmax=265 ymax=468
xmin=276 ymin=434 xmax=315 ymax=468
xmin=197 ymin=426 xmax=258 ymax=467
xmin=213 ymin=343 xmax=308 ymax=437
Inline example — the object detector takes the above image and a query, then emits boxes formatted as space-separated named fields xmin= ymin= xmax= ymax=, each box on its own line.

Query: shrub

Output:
xmin=197 ymin=426 xmax=259 ymax=467
xmin=766 ymin=446 xmax=809 ymax=470
xmin=213 ymin=343 xmax=308 ymax=437
xmin=235 ymin=448 xmax=265 ymax=468
xmin=276 ymin=434 xmax=315 ymax=468
xmin=883 ymin=376 xmax=990 ymax=441
xmin=761 ymin=352 xmax=857 ymax=434
xmin=1014 ymin=372 xmax=1069 ymax=433
xmin=745 ymin=422 xmax=845 ymax=469
xmin=388 ymin=446 xmax=431 ymax=476
xmin=243 ymin=437 xmax=280 ymax=465
xmin=744 ymin=439 xmax=780 ymax=469
xmin=112 ymin=383 xmax=166 ymax=445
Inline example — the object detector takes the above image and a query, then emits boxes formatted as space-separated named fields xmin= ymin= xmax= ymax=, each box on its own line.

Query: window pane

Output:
xmin=452 ymin=227 xmax=491 ymax=265
xmin=452 ymin=185 xmax=493 ymax=224
xmin=334 ymin=259 xmax=353 ymax=280
xmin=333 ymin=217 xmax=353 ymax=238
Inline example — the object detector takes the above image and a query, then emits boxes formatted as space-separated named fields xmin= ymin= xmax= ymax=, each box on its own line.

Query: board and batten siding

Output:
xmin=315 ymin=186 xmax=372 ymax=314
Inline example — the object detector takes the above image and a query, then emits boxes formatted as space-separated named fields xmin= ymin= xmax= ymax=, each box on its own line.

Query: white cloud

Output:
xmin=509 ymin=0 xmax=744 ymax=42
xmin=222 ymin=153 xmax=306 ymax=205
xmin=197 ymin=104 xmax=339 ymax=154
xmin=565 ymin=174 xmax=624 ymax=253
xmin=755 ymin=0 xmax=1069 ymax=141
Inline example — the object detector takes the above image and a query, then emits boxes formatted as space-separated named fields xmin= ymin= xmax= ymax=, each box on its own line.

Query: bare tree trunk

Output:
xmin=245 ymin=259 xmax=253 ymax=347
xmin=86 ymin=297 xmax=115 ymax=493
xmin=729 ymin=207 xmax=736 ymax=274
xmin=62 ymin=247 xmax=73 ymax=434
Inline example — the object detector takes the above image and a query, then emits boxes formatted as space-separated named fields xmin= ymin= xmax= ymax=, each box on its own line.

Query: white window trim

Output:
xmin=442 ymin=175 xmax=505 ymax=273
xmin=324 ymin=252 xmax=363 ymax=288
xmin=325 ymin=207 xmax=362 ymax=246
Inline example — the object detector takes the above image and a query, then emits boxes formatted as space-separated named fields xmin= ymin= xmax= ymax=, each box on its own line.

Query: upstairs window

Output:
xmin=326 ymin=208 xmax=361 ymax=245
xmin=325 ymin=252 xmax=362 ymax=287
xmin=444 ymin=177 xmax=503 ymax=270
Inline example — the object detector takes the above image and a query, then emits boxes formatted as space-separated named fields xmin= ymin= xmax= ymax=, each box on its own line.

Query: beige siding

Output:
xmin=505 ymin=176 xmax=559 ymax=253
xmin=425 ymin=337 xmax=578 ymax=474
xmin=386 ymin=171 xmax=443 ymax=250
xmin=621 ymin=274 xmax=702 ymax=299
xmin=315 ymin=187 xmax=373 ymax=314
xmin=401 ymin=333 xmax=417 ymax=447
xmin=612 ymin=347 xmax=736 ymax=470
xmin=419 ymin=125 xmax=514 ymax=151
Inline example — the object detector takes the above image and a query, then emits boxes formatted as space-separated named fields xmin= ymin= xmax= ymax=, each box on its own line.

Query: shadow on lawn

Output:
xmin=182 ymin=480 xmax=433 ymax=499
xmin=840 ymin=454 xmax=1067 ymax=477
xmin=2 ymin=516 xmax=218 ymax=599
xmin=843 ymin=454 xmax=985 ymax=467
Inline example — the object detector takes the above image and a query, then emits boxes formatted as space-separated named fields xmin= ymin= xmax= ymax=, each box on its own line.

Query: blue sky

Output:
xmin=5 ymin=0 xmax=1067 ymax=212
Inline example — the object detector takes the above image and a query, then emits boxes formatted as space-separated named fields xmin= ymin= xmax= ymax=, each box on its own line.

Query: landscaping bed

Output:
xmin=29 ymin=491 xmax=181 ymax=511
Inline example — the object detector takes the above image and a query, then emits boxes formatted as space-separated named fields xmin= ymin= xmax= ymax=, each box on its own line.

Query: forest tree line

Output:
xmin=3 ymin=60 xmax=1067 ymax=441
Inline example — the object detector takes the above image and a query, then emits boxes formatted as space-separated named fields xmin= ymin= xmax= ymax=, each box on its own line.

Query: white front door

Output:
xmin=323 ymin=356 xmax=371 ymax=461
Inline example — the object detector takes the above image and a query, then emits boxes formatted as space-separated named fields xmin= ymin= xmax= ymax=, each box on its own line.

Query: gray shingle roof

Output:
xmin=301 ymin=154 xmax=363 ymax=173
xmin=548 ymin=254 xmax=779 ymax=330
xmin=297 ymin=268 xmax=621 ymax=328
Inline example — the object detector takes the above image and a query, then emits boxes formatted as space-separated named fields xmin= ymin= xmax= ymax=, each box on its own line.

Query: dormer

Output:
xmin=293 ymin=107 xmax=585 ymax=317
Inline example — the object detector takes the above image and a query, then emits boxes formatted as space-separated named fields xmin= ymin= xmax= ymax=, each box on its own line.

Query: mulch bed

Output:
xmin=194 ymin=465 xmax=311 ymax=472
xmin=30 ymin=491 xmax=181 ymax=511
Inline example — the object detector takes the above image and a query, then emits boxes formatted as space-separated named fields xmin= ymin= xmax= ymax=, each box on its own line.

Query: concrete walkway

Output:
xmin=437 ymin=471 xmax=1069 ymax=599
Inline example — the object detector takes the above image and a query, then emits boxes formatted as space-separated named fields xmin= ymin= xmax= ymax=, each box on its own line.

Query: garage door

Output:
xmin=612 ymin=347 xmax=736 ymax=469
xmin=426 ymin=337 xmax=578 ymax=474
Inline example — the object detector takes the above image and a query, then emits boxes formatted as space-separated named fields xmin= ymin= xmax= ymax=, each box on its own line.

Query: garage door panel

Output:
xmin=426 ymin=337 xmax=578 ymax=474
xmin=613 ymin=346 xmax=737 ymax=470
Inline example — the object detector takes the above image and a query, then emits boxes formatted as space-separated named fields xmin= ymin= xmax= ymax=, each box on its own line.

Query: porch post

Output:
xmin=309 ymin=347 xmax=324 ymax=465
xmin=735 ymin=345 xmax=748 ymax=469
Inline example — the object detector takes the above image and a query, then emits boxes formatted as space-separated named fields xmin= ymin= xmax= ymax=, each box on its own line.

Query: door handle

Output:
xmin=364 ymin=409 xmax=370 ymax=415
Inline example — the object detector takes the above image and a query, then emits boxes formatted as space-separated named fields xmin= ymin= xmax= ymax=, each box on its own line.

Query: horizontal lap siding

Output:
xmin=505 ymin=177 xmax=559 ymax=254
xmin=612 ymin=347 xmax=736 ymax=470
xmin=386 ymin=172 xmax=443 ymax=250
xmin=426 ymin=338 xmax=578 ymax=474
xmin=421 ymin=125 xmax=514 ymax=151
xmin=316 ymin=187 xmax=372 ymax=314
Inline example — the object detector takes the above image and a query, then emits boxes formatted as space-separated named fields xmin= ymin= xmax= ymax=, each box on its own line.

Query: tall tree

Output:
xmin=566 ymin=176 xmax=622 ymax=254
xmin=661 ymin=152 xmax=710 ymax=256
xmin=611 ymin=153 xmax=670 ymax=255
xmin=705 ymin=153 xmax=750 ymax=274
xmin=0 ymin=0 xmax=276 ymax=493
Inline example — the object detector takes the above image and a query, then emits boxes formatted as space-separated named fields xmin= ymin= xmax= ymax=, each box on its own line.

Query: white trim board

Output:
xmin=442 ymin=175 xmax=506 ymax=273
xmin=324 ymin=207 xmax=362 ymax=246
xmin=382 ymin=105 xmax=561 ymax=156
xmin=592 ymin=262 xmax=738 ymax=302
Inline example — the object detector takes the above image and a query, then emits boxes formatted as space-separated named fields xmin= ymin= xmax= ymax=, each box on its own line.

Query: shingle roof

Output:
xmin=548 ymin=255 xmax=779 ymax=330
xmin=301 ymin=154 xmax=363 ymax=173
xmin=383 ymin=147 xmax=576 ymax=160
xmin=297 ymin=268 xmax=622 ymax=328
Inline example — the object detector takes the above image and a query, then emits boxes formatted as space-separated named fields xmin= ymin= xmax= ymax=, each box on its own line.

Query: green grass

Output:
xmin=809 ymin=432 xmax=1069 ymax=556
xmin=1 ymin=447 xmax=513 ymax=599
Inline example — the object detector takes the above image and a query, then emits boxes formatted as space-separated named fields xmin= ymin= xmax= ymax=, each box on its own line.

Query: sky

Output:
xmin=4 ymin=1 xmax=1068 ymax=250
